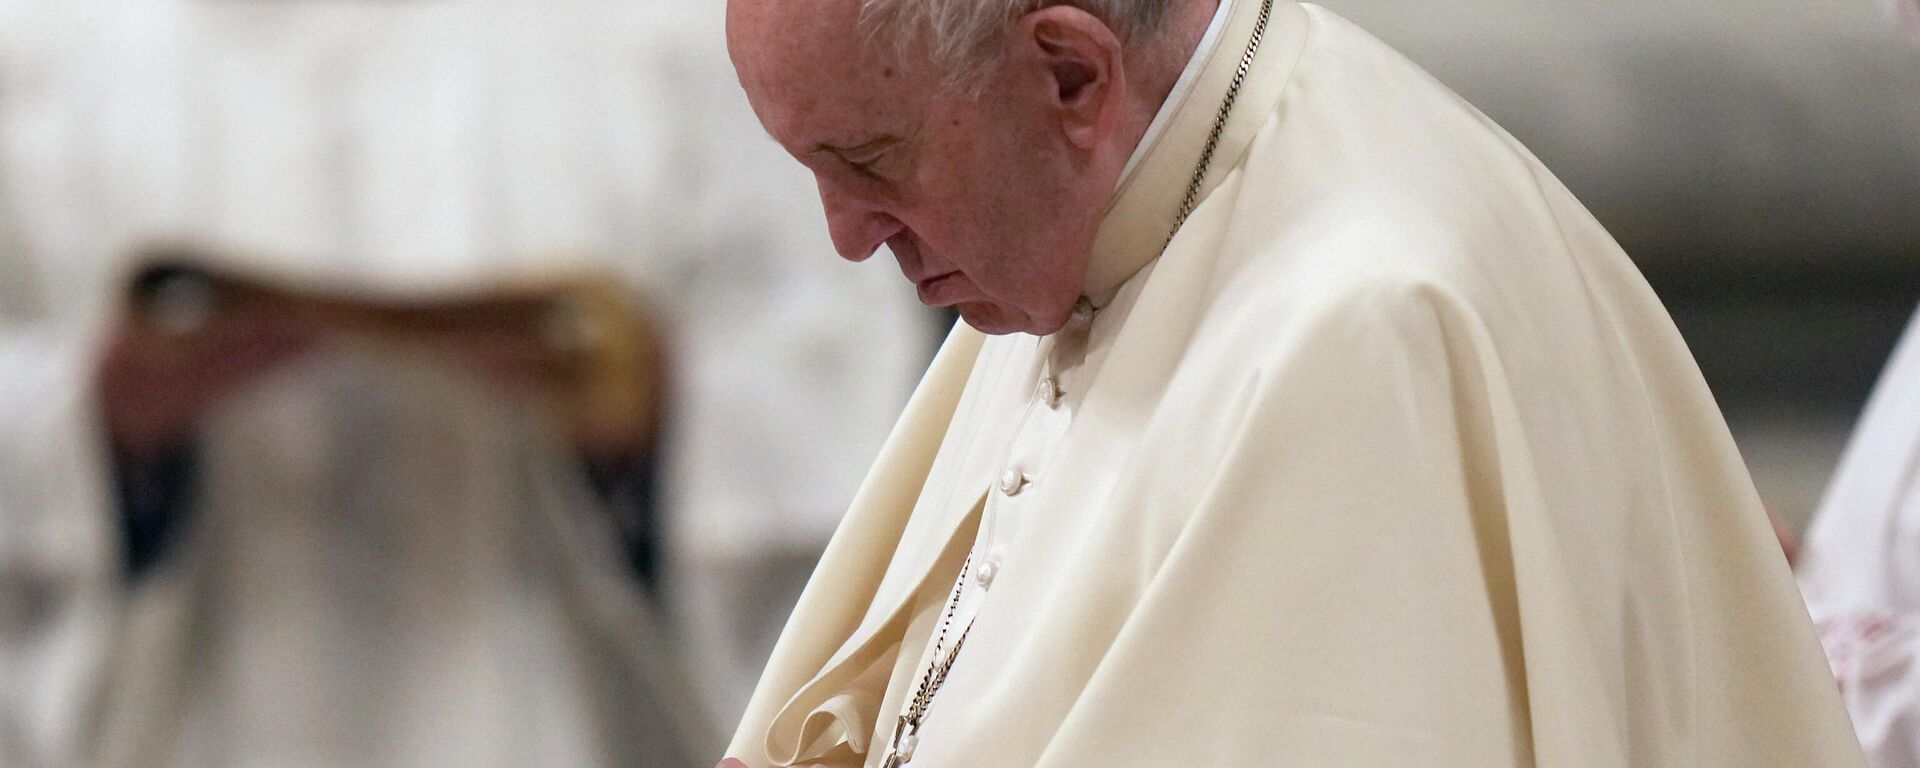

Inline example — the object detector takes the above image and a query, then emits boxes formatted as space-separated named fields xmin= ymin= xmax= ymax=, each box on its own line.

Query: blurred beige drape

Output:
xmin=0 ymin=1 xmax=931 ymax=765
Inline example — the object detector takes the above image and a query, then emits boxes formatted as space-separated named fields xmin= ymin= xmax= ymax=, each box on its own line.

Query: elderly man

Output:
xmin=720 ymin=0 xmax=1866 ymax=766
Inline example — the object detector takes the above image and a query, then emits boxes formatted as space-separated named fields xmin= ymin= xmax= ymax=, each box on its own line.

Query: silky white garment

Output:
xmin=0 ymin=0 xmax=930 ymax=764
xmin=726 ymin=2 xmax=1865 ymax=766
xmin=1799 ymin=306 xmax=1920 ymax=767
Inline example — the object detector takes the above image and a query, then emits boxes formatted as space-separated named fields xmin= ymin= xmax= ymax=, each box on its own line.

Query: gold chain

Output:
xmin=880 ymin=555 xmax=972 ymax=768
xmin=1166 ymin=0 xmax=1274 ymax=249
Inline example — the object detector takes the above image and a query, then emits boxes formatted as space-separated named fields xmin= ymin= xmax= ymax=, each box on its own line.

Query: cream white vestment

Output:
xmin=726 ymin=2 xmax=1866 ymax=766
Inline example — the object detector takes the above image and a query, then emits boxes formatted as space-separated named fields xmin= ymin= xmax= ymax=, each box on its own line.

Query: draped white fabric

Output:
xmin=0 ymin=1 xmax=932 ymax=765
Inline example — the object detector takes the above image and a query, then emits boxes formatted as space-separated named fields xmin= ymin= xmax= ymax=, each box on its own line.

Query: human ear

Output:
xmin=1017 ymin=6 xmax=1126 ymax=150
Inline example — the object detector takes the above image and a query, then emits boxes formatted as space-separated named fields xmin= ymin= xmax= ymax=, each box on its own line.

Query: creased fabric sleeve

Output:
xmin=724 ymin=325 xmax=984 ymax=768
xmin=1032 ymin=282 xmax=1538 ymax=767
xmin=1026 ymin=280 xmax=1857 ymax=767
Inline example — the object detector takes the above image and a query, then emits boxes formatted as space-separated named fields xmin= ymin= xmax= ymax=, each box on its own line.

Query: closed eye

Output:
xmin=845 ymin=154 xmax=886 ymax=177
xmin=812 ymin=136 xmax=900 ymax=177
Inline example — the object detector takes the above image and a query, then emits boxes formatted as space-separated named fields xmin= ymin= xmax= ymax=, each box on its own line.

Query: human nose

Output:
xmin=817 ymin=181 xmax=902 ymax=263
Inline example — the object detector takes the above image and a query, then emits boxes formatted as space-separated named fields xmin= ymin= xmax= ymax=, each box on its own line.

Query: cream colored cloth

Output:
xmin=0 ymin=328 xmax=715 ymax=768
xmin=725 ymin=2 xmax=1865 ymax=766
xmin=1799 ymin=306 xmax=1920 ymax=766
xmin=91 ymin=351 xmax=712 ymax=768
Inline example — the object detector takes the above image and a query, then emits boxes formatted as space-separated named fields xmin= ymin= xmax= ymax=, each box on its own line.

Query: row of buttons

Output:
xmin=972 ymin=367 xmax=1071 ymax=596
xmin=1003 ymin=369 xmax=1064 ymax=495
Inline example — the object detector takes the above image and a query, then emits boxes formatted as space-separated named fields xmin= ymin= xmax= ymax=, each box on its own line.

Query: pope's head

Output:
xmin=728 ymin=0 xmax=1211 ymax=335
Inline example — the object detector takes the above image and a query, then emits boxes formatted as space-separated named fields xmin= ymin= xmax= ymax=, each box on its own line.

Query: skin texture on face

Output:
xmin=728 ymin=0 xmax=1202 ymax=335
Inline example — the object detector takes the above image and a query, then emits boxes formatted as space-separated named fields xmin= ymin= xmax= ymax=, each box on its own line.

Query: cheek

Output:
xmin=922 ymin=129 xmax=1065 ymax=244
xmin=897 ymin=137 xmax=1004 ymax=259
xmin=905 ymin=107 xmax=1089 ymax=313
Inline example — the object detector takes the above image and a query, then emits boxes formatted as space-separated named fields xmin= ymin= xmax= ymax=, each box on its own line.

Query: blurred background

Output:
xmin=0 ymin=0 xmax=1913 ymax=767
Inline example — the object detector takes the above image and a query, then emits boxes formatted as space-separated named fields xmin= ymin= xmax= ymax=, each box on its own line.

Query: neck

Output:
xmin=1115 ymin=0 xmax=1222 ymax=169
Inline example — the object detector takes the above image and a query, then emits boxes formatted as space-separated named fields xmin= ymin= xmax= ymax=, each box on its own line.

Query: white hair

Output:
xmin=859 ymin=0 xmax=1181 ymax=91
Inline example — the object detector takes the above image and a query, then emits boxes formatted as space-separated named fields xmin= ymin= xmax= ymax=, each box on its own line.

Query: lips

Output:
xmin=889 ymin=234 xmax=968 ymax=306
xmin=914 ymin=271 xmax=965 ymax=305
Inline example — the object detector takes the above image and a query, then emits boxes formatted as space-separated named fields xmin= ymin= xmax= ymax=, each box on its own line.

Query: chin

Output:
xmin=956 ymin=302 xmax=1066 ymax=336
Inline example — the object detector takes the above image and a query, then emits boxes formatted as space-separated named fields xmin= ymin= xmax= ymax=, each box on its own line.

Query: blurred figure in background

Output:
xmin=1793 ymin=3 xmax=1920 ymax=763
xmin=0 ymin=2 xmax=929 ymax=767
xmin=1789 ymin=4 xmax=1920 ymax=760
xmin=1891 ymin=0 xmax=1920 ymax=44
xmin=1799 ymin=308 xmax=1920 ymax=766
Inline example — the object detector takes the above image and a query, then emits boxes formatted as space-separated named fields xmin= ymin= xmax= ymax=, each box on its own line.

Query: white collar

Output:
xmin=1119 ymin=0 xmax=1233 ymax=181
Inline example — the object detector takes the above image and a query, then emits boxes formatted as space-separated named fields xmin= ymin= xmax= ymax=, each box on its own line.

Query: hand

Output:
xmin=96 ymin=293 xmax=319 ymax=460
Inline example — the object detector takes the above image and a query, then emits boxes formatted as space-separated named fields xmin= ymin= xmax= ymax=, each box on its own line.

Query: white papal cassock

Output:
xmin=726 ymin=2 xmax=1866 ymax=766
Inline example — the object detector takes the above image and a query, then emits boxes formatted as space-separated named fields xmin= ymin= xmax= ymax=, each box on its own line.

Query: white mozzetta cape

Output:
xmin=728 ymin=2 xmax=1865 ymax=766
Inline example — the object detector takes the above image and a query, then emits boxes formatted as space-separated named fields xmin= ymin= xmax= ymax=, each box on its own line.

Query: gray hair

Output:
xmin=860 ymin=0 xmax=1181 ymax=91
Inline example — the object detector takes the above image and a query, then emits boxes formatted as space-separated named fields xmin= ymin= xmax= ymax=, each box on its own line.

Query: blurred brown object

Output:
xmin=114 ymin=243 xmax=663 ymax=459
xmin=1766 ymin=501 xmax=1798 ymax=567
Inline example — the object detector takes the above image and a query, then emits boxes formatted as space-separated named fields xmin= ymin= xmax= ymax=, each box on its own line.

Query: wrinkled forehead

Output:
xmin=727 ymin=0 xmax=923 ymax=147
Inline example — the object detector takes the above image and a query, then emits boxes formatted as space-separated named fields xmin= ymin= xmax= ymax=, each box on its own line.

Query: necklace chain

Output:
xmin=881 ymin=2 xmax=1274 ymax=763
xmin=880 ymin=555 xmax=972 ymax=768
xmin=1166 ymin=0 xmax=1274 ymax=249
xmin=909 ymin=555 xmax=973 ymax=721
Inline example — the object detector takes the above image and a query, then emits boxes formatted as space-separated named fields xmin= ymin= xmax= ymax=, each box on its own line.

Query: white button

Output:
xmin=975 ymin=556 xmax=1001 ymax=589
xmin=1037 ymin=377 xmax=1061 ymax=408
xmin=998 ymin=468 xmax=1027 ymax=496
